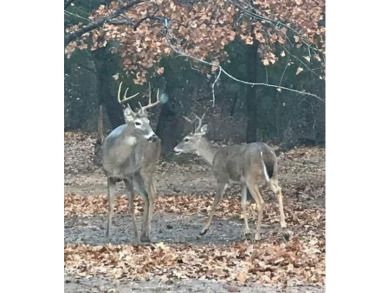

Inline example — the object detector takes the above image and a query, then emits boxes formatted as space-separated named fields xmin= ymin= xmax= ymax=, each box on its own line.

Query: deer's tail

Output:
xmin=260 ymin=147 xmax=277 ymax=181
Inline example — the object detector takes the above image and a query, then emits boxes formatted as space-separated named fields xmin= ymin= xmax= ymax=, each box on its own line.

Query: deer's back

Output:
xmin=213 ymin=142 xmax=277 ymax=184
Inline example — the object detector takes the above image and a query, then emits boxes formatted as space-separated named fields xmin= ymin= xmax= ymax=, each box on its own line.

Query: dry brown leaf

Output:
xmin=236 ymin=272 xmax=248 ymax=283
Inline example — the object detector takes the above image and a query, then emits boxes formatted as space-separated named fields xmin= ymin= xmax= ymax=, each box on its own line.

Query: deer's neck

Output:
xmin=111 ymin=124 xmax=138 ymax=154
xmin=195 ymin=139 xmax=219 ymax=166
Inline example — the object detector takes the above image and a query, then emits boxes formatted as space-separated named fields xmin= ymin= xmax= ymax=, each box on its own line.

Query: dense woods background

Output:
xmin=64 ymin=0 xmax=325 ymax=157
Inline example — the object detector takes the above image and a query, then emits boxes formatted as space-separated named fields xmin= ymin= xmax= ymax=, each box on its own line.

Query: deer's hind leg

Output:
xmin=143 ymin=174 xmax=157 ymax=243
xmin=268 ymin=178 xmax=287 ymax=229
xmin=241 ymin=185 xmax=251 ymax=237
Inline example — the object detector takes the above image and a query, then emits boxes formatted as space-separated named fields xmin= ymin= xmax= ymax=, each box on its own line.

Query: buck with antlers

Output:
xmin=174 ymin=114 xmax=288 ymax=241
xmin=102 ymin=82 xmax=161 ymax=243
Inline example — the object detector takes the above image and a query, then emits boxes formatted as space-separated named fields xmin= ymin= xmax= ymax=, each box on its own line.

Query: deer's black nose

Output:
xmin=147 ymin=134 xmax=159 ymax=142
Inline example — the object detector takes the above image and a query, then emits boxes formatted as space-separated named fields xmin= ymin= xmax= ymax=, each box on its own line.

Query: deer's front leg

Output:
xmin=106 ymin=178 xmax=116 ymax=242
xmin=200 ymin=183 xmax=227 ymax=235
xmin=140 ymin=198 xmax=151 ymax=242
xmin=124 ymin=179 xmax=140 ymax=244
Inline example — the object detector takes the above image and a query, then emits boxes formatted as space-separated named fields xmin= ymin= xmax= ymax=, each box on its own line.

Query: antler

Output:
xmin=193 ymin=113 xmax=205 ymax=133
xmin=183 ymin=116 xmax=195 ymax=123
xmin=117 ymin=82 xmax=139 ymax=106
xmin=183 ymin=113 xmax=205 ymax=133
xmin=139 ymin=83 xmax=160 ymax=114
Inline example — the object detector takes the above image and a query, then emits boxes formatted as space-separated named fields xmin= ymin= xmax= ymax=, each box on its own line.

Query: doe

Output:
xmin=174 ymin=114 xmax=287 ymax=240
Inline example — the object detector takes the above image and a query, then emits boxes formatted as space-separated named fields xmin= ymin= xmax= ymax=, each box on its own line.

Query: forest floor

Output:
xmin=64 ymin=132 xmax=325 ymax=292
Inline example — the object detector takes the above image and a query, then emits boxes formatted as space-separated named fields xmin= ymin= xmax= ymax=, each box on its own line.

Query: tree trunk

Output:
xmin=245 ymin=29 xmax=259 ymax=202
xmin=97 ymin=105 xmax=105 ymax=142
xmin=93 ymin=48 xmax=124 ymax=130
xmin=100 ymin=79 xmax=123 ymax=129
xmin=155 ymin=99 xmax=182 ymax=159
xmin=246 ymin=37 xmax=259 ymax=143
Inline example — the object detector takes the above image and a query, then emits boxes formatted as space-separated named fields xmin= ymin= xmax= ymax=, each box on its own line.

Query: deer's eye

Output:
xmin=135 ymin=121 xmax=141 ymax=126
xmin=184 ymin=138 xmax=189 ymax=142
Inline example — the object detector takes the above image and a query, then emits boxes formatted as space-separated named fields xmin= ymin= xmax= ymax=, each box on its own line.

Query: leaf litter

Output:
xmin=64 ymin=132 xmax=325 ymax=289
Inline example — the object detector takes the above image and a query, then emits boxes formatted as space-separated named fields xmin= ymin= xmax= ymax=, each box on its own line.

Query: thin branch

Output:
xmin=106 ymin=19 xmax=135 ymax=26
xmin=106 ymin=8 xmax=160 ymax=30
xmin=134 ymin=14 xmax=158 ymax=30
xmin=211 ymin=67 xmax=222 ymax=106
xmin=220 ymin=67 xmax=324 ymax=102
xmin=279 ymin=58 xmax=290 ymax=87
xmin=64 ymin=10 xmax=91 ymax=22
xmin=281 ymin=45 xmax=320 ymax=77
xmin=165 ymin=33 xmax=325 ymax=103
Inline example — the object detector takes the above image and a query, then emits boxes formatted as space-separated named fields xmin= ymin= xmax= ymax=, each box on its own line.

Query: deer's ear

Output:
xmin=124 ymin=108 xmax=132 ymax=116
xmin=200 ymin=124 xmax=208 ymax=135
xmin=124 ymin=108 xmax=134 ymax=122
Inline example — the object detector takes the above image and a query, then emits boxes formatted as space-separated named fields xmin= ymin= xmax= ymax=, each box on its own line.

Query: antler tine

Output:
xmin=117 ymin=81 xmax=139 ymax=105
xmin=141 ymin=87 xmax=161 ymax=112
xmin=117 ymin=82 xmax=123 ymax=104
xmin=183 ymin=116 xmax=195 ymax=123
xmin=194 ymin=113 xmax=206 ymax=133
xmin=122 ymin=89 xmax=139 ymax=103
xmin=182 ymin=115 xmax=197 ymax=133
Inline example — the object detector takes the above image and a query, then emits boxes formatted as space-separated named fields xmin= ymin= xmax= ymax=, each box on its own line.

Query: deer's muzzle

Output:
xmin=147 ymin=133 xmax=159 ymax=142
xmin=173 ymin=146 xmax=182 ymax=155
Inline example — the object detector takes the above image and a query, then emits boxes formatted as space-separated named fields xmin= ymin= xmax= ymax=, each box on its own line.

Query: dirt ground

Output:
xmin=64 ymin=132 xmax=325 ymax=292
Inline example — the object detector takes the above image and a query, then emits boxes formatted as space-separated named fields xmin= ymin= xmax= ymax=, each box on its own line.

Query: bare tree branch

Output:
xmin=64 ymin=10 xmax=91 ymax=22
xmin=211 ymin=67 xmax=222 ymax=106
xmin=165 ymin=33 xmax=324 ymax=103
xmin=279 ymin=58 xmax=290 ymax=87
xmin=281 ymin=45 xmax=320 ymax=77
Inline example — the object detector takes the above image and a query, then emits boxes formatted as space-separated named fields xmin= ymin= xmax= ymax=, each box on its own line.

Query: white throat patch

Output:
xmin=126 ymin=136 xmax=137 ymax=145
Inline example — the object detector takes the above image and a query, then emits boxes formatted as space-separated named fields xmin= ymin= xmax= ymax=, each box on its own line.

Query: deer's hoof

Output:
xmin=254 ymin=234 xmax=261 ymax=241
xmin=282 ymin=230 xmax=292 ymax=241
xmin=199 ymin=228 xmax=208 ymax=236
xmin=140 ymin=234 xmax=151 ymax=243
xmin=244 ymin=232 xmax=251 ymax=240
